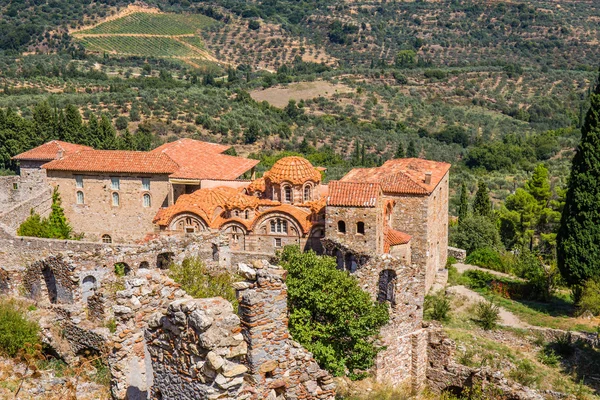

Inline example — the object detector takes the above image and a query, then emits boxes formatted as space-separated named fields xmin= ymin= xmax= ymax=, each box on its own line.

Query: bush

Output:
xmin=424 ymin=291 xmax=451 ymax=322
xmin=465 ymin=248 xmax=511 ymax=273
xmin=577 ymin=278 xmax=600 ymax=316
xmin=537 ymin=348 xmax=560 ymax=367
xmin=169 ymin=257 xmax=237 ymax=305
xmin=0 ymin=300 xmax=40 ymax=357
xmin=474 ymin=300 xmax=501 ymax=330
xmin=280 ymin=246 xmax=389 ymax=378
xmin=450 ymin=216 xmax=502 ymax=254
xmin=509 ymin=359 xmax=541 ymax=387
xmin=548 ymin=332 xmax=575 ymax=358
xmin=462 ymin=269 xmax=495 ymax=289
xmin=513 ymin=249 xmax=559 ymax=301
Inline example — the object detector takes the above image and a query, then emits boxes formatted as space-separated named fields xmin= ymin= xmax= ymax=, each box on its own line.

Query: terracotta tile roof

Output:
xmin=247 ymin=177 xmax=266 ymax=193
xmin=12 ymin=140 xmax=93 ymax=161
xmin=152 ymin=138 xmax=258 ymax=180
xmin=384 ymin=227 xmax=411 ymax=253
xmin=224 ymin=192 xmax=279 ymax=210
xmin=327 ymin=181 xmax=381 ymax=207
xmin=263 ymin=156 xmax=322 ymax=185
xmin=42 ymin=150 xmax=179 ymax=174
xmin=153 ymin=186 xmax=239 ymax=227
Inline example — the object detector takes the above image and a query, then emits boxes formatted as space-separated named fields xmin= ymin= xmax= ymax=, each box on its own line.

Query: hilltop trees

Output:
xmin=557 ymin=75 xmax=600 ymax=286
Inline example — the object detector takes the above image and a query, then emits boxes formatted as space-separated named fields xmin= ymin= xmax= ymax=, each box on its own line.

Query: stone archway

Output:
xmin=81 ymin=275 xmax=97 ymax=302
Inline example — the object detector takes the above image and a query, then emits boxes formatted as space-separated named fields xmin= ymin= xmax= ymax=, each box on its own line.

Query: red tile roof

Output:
xmin=384 ymin=227 xmax=411 ymax=253
xmin=341 ymin=158 xmax=450 ymax=195
xmin=327 ymin=181 xmax=381 ymax=207
xmin=42 ymin=150 xmax=179 ymax=174
xmin=263 ymin=156 xmax=322 ymax=185
xmin=152 ymin=138 xmax=258 ymax=180
xmin=12 ymin=141 xmax=93 ymax=161
xmin=247 ymin=177 xmax=266 ymax=194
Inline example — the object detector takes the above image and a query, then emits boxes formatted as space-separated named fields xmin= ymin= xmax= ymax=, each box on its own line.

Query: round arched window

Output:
xmin=143 ymin=193 xmax=151 ymax=207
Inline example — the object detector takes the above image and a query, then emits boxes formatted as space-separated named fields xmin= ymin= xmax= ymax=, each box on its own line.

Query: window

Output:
xmin=234 ymin=210 xmax=239 ymax=217
xmin=101 ymin=234 xmax=112 ymax=244
xmin=142 ymin=178 xmax=150 ymax=191
xmin=231 ymin=226 xmax=240 ymax=243
xmin=357 ymin=221 xmax=365 ymax=235
xmin=75 ymin=175 xmax=83 ymax=188
xmin=303 ymin=185 xmax=312 ymax=202
xmin=111 ymin=177 xmax=120 ymax=190
xmin=143 ymin=193 xmax=151 ymax=207
xmin=274 ymin=238 xmax=282 ymax=248
xmin=283 ymin=186 xmax=292 ymax=203
xmin=377 ymin=270 xmax=397 ymax=305
xmin=12 ymin=182 xmax=18 ymax=190
xmin=338 ymin=220 xmax=346 ymax=234
xmin=76 ymin=191 xmax=84 ymax=205
xmin=112 ymin=192 xmax=120 ymax=206
xmin=245 ymin=209 xmax=249 ymax=219
xmin=270 ymin=219 xmax=288 ymax=233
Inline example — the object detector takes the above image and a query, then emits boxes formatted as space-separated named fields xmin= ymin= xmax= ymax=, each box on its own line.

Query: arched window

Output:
xmin=143 ymin=193 xmax=151 ymax=207
xmin=112 ymin=192 xmax=120 ymax=206
xmin=377 ymin=269 xmax=397 ymax=305
xmin=270 ymin=219 xmax=288 ymax=233
xmin=76 ymin=191 xmax=84 ymax=205
xmin=337 ymin=220 xmax=346 ymax=234
xmin=283 ymin=186 xmax=292 ymax=203
xmin=231 ymin=226 xmax=240 ymax=243
xmin=245 ymin=209 xmax=250 ymax=219
xmin=357 ymin=221 xmax=365 ymax=235
xmin=234 ymin=210 xmax=239 ymax=217
xmin=303 ymin=185 xmax=312 ymax=202
xmin=101 ymin=234 xmax=112 ymax=244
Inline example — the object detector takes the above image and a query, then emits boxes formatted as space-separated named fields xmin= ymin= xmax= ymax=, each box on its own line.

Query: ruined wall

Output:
xmin=0 ymin=186 xmax=53 ymax=233
xmin=352 ymin=255 xmax=427 ymax=390
xmin=23 ymin=255 xmax=76 ymax=305
xmin=47 ymin=171 xmax=171 ymax=243
xmin=144 ymin=262 xmax=335 ymax=400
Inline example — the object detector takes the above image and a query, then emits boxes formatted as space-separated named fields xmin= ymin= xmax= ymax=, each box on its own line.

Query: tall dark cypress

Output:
xmin=395 ymin=142 xmax=405 ymax=158
xmin=406 ymin=140 xmax=417 ymax=158
xmin=557 ymin=73 xmax=600 ymax=286
xmin=458 ymin=181 xmax=469 ymax=224
xmin=473 ymin=180 xmax=492 ymax=219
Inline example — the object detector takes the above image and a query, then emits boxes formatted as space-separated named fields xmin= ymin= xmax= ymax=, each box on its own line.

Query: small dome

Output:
xmin=264 ymin=156 xmax=322 ymax=185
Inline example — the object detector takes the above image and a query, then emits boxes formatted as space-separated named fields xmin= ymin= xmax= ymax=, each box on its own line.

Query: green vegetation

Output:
xmin=78 ymin=12 xmax=216 ymax=36
xmin=79 ymin=36 xmax=207 ymax=59
xmin=474 ymin=300 xmax=501 ymax=331
xmin=17 ymin=188 xmax=73 ymax=240
xmin=168 ymin=257 xmax=237 ymax=305
xmin=280 ymin=246 xmax=389 ymax=379
xmin=0 ymin=300 xmax=40 ymax=357
xmin=424 ymin=291 xmax=451 ymax=322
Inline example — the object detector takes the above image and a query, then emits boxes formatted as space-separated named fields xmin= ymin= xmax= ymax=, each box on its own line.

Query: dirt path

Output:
xmin=447 ymin=285 xmax=531 ymax=329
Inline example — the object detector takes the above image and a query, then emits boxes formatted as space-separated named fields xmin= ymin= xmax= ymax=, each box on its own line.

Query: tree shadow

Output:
xmin=546 ymin=335 xmax=600 ymax=395
xmin=511 ymin=295 xmax=575 ymax=318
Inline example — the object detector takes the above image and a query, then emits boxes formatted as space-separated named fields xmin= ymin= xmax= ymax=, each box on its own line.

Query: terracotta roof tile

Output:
xmin=384 ymin=227 xmax=411 ymax=253
xmin=42 ymin=150 xmax=179 ymax=174
xmin=152 ymin=138 xmax=258 ymax=180
xmin=12 ymin=140 xmax=93 ymax=161
xmin=263 ymin=156 xmax=321 ymax=185
xmin=247 ymin=177 xmax=266 ymax=193
xmin=341 ymin=158 xmax=450 ymax=195
xmin=327 ymin=181 xmax=381 ymax=207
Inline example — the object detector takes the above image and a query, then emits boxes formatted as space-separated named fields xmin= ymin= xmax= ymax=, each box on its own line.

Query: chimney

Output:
xmin=57 ymin=150 xmax=64 ymax=159
xmin=424 ymin=171 xmax=432 ymax=185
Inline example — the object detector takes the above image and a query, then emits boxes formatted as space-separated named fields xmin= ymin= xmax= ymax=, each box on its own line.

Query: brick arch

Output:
xmin=169 ymin=212 xmax=209 ymax=232
xmin=252 ymin=211 xmax=303 ymax=237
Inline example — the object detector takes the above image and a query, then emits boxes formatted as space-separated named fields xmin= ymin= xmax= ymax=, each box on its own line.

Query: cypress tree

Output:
xmin=458 ymin=181 xmax=469 ymax=224
xmin=473 ymin=180 xmax=492 ymax=219
xmin=119 ymin=128 xmax=134 ymax=150
xmin=557 ymin=74 xmax=600 ymax=286
xmin=33 ymin=101 xmax=54 ymax=143
xmin=395 ymin=142 xmax=405 ymax=158
xmin=46 ymin=187 xmax=72 ymax=239
xmin=406 ymin=140 xmax=417 ymax=157
xmin=63 ymin=104 xmax=84 ymax=144
xmin=133 ymin=124 xmax=154 ymax=151
xmin=97 ymin=114 xmax=117 ymax=150
xmin=87 ymin=114 xmax=99 ymax=148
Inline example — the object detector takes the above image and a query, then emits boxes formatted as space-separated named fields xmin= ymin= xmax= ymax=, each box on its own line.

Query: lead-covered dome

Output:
xmin=263 ymin=156 xmax=322 ymax=185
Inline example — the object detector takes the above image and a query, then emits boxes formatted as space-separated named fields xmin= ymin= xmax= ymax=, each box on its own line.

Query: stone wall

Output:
xmin=448 ymin=246 xmax=467 ymax=262
xmin=425 ymin=172 xmax=449 ymax=292
xmin=0 ymin=186 xmax=52 ymax=233
xmin=325 ymin=205 xmax=383 ymax=256
xmin=23 ymin=255 xmax=76 ymax=305
xmin=47 ymin=170 xmax=171 ymax=243
xmin=352 ymin=255 xmax=427 ymax=389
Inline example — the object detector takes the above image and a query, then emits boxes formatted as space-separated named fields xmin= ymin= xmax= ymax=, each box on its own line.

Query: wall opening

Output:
xmin=212 ymin=244 xmax=219 ymax=262
xmin=337 ymin=220 xmax=346 ymax=234
xmin=157 ymin=253 xmax=174 ymax=269
xmin=357 ymin=221 xmax=365 ymax=235
xmin=377 ymin=269 xmax=397 ymax=305
xmin=41 ymin=266 xmax=58 ymax=304
xmin=335 ymin=249 xmax=344 ymax=270
xmin=114 ymin=262 xmax=131 ymax=276
xmin=139 ymin=261 xmax=150 ymax=269
xmin=102 ymin=234 xmax=112 ymax=244
xmin=81 ymin=275 xmax=97 ymax=301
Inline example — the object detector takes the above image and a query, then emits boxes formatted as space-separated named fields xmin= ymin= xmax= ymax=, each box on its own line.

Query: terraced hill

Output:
xmin=72 ymin=9 xmax=220 ymax=66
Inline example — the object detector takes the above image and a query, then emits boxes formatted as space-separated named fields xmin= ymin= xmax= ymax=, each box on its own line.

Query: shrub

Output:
xmin=465 ymin=247 xmax=511 ymax=273
xmin=514 ymin=249 xmax=559 ymax=301
xmin=548 ymin=332 xmax=575 ymax=358
xmin=280 ymin=246 xmax=389 ymax=378
xmin=462 ymin=269 xmax=495 ymax=289
xmin=424 ymin=291 xmax=451 ymax=322
xmin=509 ymin=359 xmax=541 ymax=387
xmin=537 ymin=348 xmax=560 ymax=367
xmin=474 ymin=300 xmax=501 ymax=330
xmin=450 ymin=216 xmax=502 ymax=254
xmin=169 ymin=257 xmax=237 ymax=305
xmin=577 ymin=278 xmax=600 ymax=316
xmin=0 ymin=300 xmax=40 ymax=357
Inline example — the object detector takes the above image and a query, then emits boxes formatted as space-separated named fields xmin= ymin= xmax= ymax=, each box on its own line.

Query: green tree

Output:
xmin=526 ymin=164 xmax=551 ymax=207
xmin=395 ymin=142 xmax=405 ymax=158
xmin=557 ymin=75 xmax=600 ymax=286
xmin=133 ymin=124 xmax=154 ymax=151
xmin=280 ymin=246 xmax=389 ymax=378
xmin=46 ymin=187 xmax=72 ymax=239
xmin=63 ymin=104 xmax=84 ymax=144
xmin=17 ymin=209 xmax=48 ymax=237
xmin=97 ymin=114 xmax=116 ymax=150
xmin=406 ymin=140 xmax=418 ymax=157
xmin=395 ymin=50 xmax=416 ymax=68
xmin=86 ymin=114 xmax=99 ymax=148
xmin=32 ymin=101 xmax=54 ymax=143
xmin=450 ymin=215 xmax=502 ymax=253
xmin=458 ymin=182 xmax=469 ymax=224
xmin=119 ymin=128 xmax=134 ymax=150
xmin=473 ymin=181 xmax=492 ymax=219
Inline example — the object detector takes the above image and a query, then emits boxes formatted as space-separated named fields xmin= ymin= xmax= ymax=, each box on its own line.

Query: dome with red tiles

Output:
xmin=263 ymin=156 xmax=322 ymax=185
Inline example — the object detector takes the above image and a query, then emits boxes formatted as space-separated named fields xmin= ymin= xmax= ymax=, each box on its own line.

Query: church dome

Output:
xmin=264 ymin=156 xmax=322 ymax=185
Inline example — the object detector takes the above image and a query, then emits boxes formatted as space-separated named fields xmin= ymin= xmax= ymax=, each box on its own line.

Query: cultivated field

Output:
xmin=251 ymin=81 xmax=353 ymax=108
